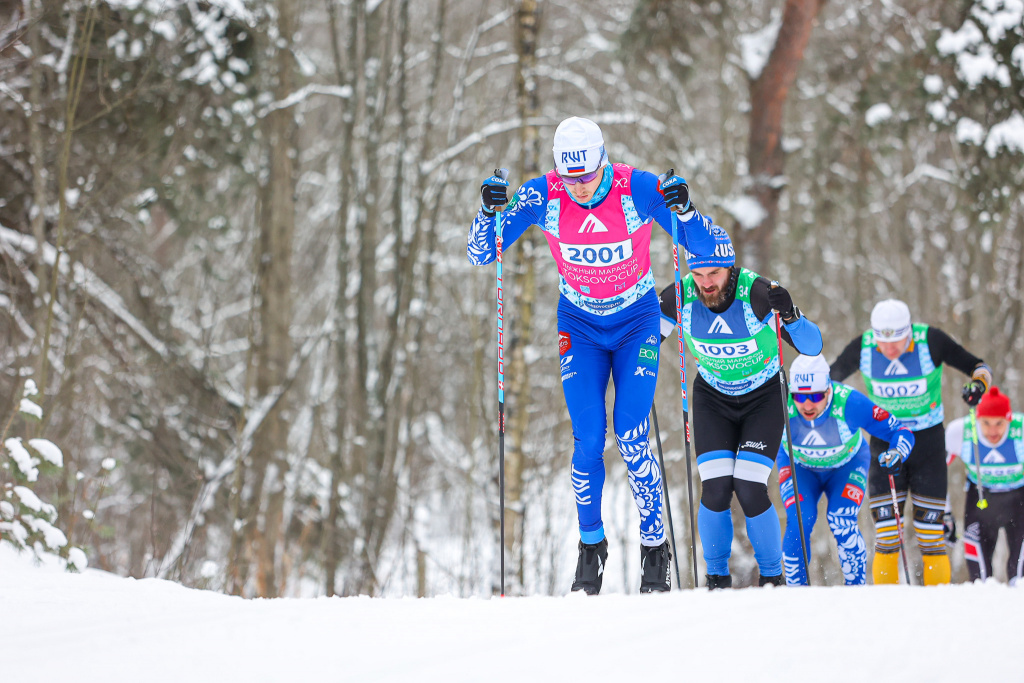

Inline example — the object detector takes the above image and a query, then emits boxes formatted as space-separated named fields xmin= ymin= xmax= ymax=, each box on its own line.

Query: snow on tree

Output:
xmin=0 ymin=379 xmax=86 ymax=571
xmin=928 ymin=0 xmax=1024 ymax=211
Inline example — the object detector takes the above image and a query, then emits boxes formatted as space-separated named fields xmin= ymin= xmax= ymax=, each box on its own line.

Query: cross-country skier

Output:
xmin=945 ymin=387 xmax=1024 ymax=584
xmin=467 ymin=116 xmax=716 ymax=594
xmin=777 ymin=354 xmax=914 ymax=585
xmin=658 ymin=232 xmax=823 ymax=589
xmin=830 ymin=299 xmax=992 ymax=585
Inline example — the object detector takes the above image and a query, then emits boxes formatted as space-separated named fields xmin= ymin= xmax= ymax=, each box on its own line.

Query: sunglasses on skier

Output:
xmin=559 ymin=169 xmax=601 ymax=185
xmin=793 ymin=392 xmax=828 ymax=403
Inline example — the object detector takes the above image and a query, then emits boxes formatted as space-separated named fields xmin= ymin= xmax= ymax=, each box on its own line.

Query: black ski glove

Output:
xmin=481 ymin=168 xmax=509 ymax=213
xmin=767 ymin=284 xmax=796 ymax=322
xmin=657 ymin=169 xmax=691 ymax=213
xmin=943 ymin=511 xmax=958 ymax=544
xmin=962 ymin=379 xmax=986 ymax=407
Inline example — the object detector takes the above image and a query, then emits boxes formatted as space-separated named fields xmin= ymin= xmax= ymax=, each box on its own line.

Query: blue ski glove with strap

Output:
xmin=657 ymin=169 xmax=691 ymax=213
xmin=481 ymin=168 xmax=509 ymax=214
xmin=878 ymin=448 xmax=904 ymax=475
xmin=879 ymin=430 xmax=912 ymax=475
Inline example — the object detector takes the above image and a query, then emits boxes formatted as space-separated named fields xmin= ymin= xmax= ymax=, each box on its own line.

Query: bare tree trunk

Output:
xmin=352 ymin=0 xmax=400 ymax=595
xmin=323 ymin=0 xmax=359 ymax=598
xmin=738 ymin=0 xmax=825 ymax=273
xmin=362 ymin=0 xmax=414 ymax=594
xmin=501 ymin=0 xmax=542 ymax=593
xmin=28 ymin=1 xmax=48 ymax=316
xmin=227 ymin=0 xmax=297 ymax=597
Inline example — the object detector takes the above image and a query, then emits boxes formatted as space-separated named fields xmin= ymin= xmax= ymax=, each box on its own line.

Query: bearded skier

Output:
xmin=658 ymin=227 xmax=823 ymax=589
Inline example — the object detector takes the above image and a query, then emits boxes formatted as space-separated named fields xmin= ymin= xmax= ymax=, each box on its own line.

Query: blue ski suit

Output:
xmin=778 ymin=382 xmax=915 ymax=584
xmin=468 ymin=164 xmax=715 ymax=546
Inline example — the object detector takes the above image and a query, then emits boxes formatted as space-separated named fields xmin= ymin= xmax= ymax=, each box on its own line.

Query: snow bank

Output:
xmin=1 ymin=545 xmax=1021 ymax=682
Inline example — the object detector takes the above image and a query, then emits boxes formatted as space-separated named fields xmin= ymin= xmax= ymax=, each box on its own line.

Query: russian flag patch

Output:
xmin=566 ymin=165 xmax=586 ymax=174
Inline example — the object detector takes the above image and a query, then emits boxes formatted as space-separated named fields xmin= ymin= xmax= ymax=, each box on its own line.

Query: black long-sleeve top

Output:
xmin=830 ymin=326 xmax=987 ymax=382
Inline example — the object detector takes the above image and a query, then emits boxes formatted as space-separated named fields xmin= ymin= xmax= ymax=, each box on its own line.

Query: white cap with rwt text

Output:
xmin=870 ymin=299 xmax=912 ymax=342
xmin=552 ymin=117 xmax=607 ymax=176
xmin=789 ymin=354 xmax=831 ymax=393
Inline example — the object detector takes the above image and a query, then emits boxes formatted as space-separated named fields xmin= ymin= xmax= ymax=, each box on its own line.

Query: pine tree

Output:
xmin=0 ymin=378 xmax=86 ymax=571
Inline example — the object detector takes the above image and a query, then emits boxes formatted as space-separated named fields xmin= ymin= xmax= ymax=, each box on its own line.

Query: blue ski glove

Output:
xmin=481 ymin=168 xmax=509 ymax=214
xmin=657 ymin=169 xmax=691 ymax=213
xmin=891 ymin=431 xmax=914 ymax=461
xmin=878 ymin=448 xmax=903 ymax=475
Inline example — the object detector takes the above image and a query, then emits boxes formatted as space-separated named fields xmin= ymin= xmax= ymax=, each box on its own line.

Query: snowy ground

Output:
xmin=3 ymin=546 xmax=1022 ymax=683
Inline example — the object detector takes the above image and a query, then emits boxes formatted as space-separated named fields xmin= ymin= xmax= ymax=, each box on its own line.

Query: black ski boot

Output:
xmin=571 ymin=538 xmax=608 ymax=595
xmin=639 ymin=541 xmax=672 ymax=593
xmin=758 ymin=574 xmax=785 ymax=587
xmin=705 ymin=573 xmax=732 ymax=590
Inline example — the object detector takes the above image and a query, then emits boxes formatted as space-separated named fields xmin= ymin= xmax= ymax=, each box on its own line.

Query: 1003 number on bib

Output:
xmin=693 ymin=339 xmax=759 ymax=358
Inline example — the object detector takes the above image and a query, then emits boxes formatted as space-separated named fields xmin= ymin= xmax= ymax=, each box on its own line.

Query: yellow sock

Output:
xmin=923 ymin=554 xmax=951 ymax=586
xmin=872 ymin=551 xmax=900 ymax=585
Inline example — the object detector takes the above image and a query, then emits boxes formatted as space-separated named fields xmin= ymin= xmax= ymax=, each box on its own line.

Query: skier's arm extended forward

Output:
xmin=630 ymin=169 xmax=716 ymax=257
xmin=467 ymin=175 xmax=547 ymax=266
xmin=829 ymin=336 xmax=861 ymax=382
xmin=750 ymin=278 xmax=823 ymax=356
xmin=844 ymin=389 xmax=915 ymax=455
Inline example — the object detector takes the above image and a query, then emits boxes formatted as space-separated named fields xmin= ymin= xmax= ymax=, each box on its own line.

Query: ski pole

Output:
xmin=888 ymin=473 xmax=913 ymax=584
xmin=494 ymin=168 xmax=509 ymax=596
xmin=770 ymin=284 xmax=811 ymax=584
xmin=970 ymin=408 xmax=988 ymax=509
xmin=651 ymin=402 xmax=682 ymax=590
xmin=669 ymin=199 xmax=701 ymax=589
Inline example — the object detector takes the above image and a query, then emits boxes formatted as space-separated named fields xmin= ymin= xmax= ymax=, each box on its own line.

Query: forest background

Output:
xmin=1 ymin=0 xmax=1022 ymax=597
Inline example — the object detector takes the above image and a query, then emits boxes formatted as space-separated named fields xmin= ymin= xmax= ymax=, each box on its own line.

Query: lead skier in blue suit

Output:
xmin=468 ymin=117 xmax=716 ymax=594
xmin=778 ymin=354 xmax=915 ymax=585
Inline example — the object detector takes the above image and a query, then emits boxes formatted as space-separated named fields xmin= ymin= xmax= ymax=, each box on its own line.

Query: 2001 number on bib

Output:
xmin=559 ymin=239 xmax=632 ymax=267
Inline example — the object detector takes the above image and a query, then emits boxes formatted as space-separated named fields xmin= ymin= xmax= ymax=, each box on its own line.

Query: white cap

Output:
xmin=789 ymin=354 xmax=831 ymax=393
xmin=871 ymin=299 xmax=912 ymax=342
xmin=552 ymin=117 xmax=607 ymax=176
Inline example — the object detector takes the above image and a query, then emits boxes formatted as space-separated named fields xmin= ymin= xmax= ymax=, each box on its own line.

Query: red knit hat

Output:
xmin=978 ymin=386 xmax=1012 ymax=420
